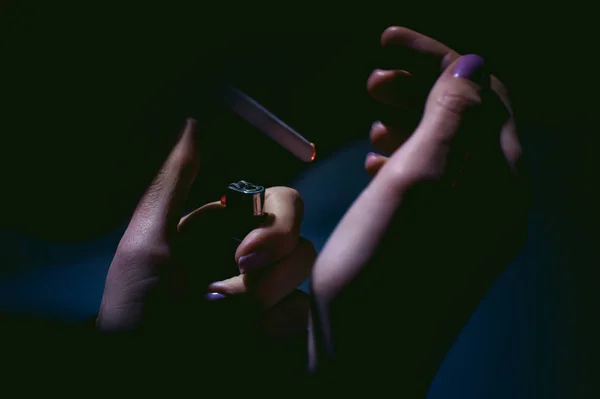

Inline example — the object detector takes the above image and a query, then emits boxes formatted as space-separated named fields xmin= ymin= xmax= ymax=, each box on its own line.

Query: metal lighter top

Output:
xmin=221 ymin=180 xmax=266 ymax=216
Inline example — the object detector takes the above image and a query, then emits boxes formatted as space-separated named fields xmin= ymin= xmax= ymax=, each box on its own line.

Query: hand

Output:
xmin=310 ymin=28 xmax=528 ymax=393
xmin=97 ymin=119 xmax=315 ymax=374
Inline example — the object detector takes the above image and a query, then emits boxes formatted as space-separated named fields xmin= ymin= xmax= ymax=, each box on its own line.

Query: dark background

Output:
xmin=1 ymin=3 xmax=597 ymax=397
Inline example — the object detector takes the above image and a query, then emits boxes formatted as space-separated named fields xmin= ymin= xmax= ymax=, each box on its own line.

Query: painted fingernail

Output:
xmin=238 ymin=251 xmax=270 ymax=273
xmin=453 ymin=54 xmax=489 ymax=86
xmin=205 ymin=292 xmax=227 ymax=301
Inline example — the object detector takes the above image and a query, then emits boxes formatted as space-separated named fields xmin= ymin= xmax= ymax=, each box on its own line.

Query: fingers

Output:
xmin=207 ymin=237 xmax=316 ymax=310
xmin=368 ymin=27 xmax=461 ymax=118
xmin=419 ymin=54 xmax=488 ymax=141
xmin=381 ymin=26 xmax=459 ymax=72
xmin=370 ymin=121 xmax=412 ymax=155
xmin=366 ymin=52 xmax=488 ymax=179
xmin=124 ymin=118 xmax=200 ymax=246
xmin=179 ymin=186 xmax=303 ymax=275
xmin=364 ymin=153 xmax=388 ymax=177
xmin=367 ymin=69 xmax=418 ymax=108
xmin=314 ymin=56 xmax=493 ymax=300
xmin=179 ymin=187 xmax=304 ymax=273
xmin=177 ymin=185 xmax=307 ymax=304
xmin=367 ymin=69 xmax=427 ymax=122
xmin=235 ymin=187 xmax=304 ymax=273
xmin=177 ymin=200 xmax=223 ymax=228
xmin=378 ymin=55 xmax=490 ymax=184
xmin=369 ymin=28 xmax=514 ymax=186
xmin=367 ymin=27 xmax=460 ymax=159
xmin=367 ymin=120 xmax=413 ymax=179
xmin=379 ymin=27 xmax=521 ymax=188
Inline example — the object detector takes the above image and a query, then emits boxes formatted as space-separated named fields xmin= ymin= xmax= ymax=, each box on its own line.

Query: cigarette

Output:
xmin=219 ymin=87 xmax=316 ymax=162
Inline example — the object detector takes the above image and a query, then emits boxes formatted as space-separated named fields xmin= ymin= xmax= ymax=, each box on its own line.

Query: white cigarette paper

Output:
xmin=220 ymin=87 xmax=316 ymax=162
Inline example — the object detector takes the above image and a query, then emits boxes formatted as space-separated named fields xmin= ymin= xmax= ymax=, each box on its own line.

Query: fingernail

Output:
xmin=238 ymin=251 xmax=270 ymax=273
xmin=453 ymin=54 xmax=489 ymax=86
xmin=204 ymin=292 xmax=227 ymax=301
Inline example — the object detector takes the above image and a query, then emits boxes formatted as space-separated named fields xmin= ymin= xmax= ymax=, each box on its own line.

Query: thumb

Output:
xmin=125 ymin=118 xmax=201 ymax=246
xmin=391 ymin=54 xmax=490 ymax=182
xmin=99 ymin=119 xmax=200 ymax=330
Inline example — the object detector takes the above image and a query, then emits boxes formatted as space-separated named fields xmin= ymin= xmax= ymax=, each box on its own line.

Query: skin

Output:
xmin=3 ymin=20 xmax=527 ymax=388
xmin=310 ymin=27 xmax=528 ymax=395
xmin=97 ymin=119 xmax=315 ymax=374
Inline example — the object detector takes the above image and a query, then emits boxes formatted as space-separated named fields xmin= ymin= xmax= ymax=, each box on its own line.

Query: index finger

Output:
xmin=235 ymin=186 xmax=304 ymax=273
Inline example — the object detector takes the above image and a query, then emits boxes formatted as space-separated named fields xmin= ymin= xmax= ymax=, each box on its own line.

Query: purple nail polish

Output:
xmin=453 ymin=54 xmax=489 ymax=86
xmin=205 ymin=292 xmax=227 ymax=301
xmin=238 ymin=251 xmax=270 ymax=273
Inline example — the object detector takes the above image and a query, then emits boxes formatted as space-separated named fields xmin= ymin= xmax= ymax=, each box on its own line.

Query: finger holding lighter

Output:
xmin=178 ymin=184 xmax=315 ymax=312
xmin=98 ymin=116 xmax=315 ymax=347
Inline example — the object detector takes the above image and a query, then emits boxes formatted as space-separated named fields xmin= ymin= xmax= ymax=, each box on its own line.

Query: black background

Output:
xmin=1 ymin=3 xmax=596 ymax=242
xmin=1 ymin=2 xmax=599 ymax=395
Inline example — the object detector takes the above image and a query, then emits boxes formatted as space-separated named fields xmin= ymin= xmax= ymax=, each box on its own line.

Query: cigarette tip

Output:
xmin=309 ymin=143 xmax=316 ymax=162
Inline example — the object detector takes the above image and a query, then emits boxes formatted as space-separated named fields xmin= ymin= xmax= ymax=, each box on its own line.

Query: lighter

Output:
xmin=199 ymin=180 xmax=268 ymax=285
xmin=220 ymin=180 xmax=268 ymax=242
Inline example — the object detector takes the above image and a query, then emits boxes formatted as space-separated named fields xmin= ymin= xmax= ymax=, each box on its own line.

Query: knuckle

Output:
xmin=271 ymin=186 xmax=301 ymax=202
xmin=285 ymin=186 xmax=302 ymax=203
xmin=269 ymin=186 xmax=304 ymax=218
xmin=435 ymin=90 xmax=481 ymax=116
